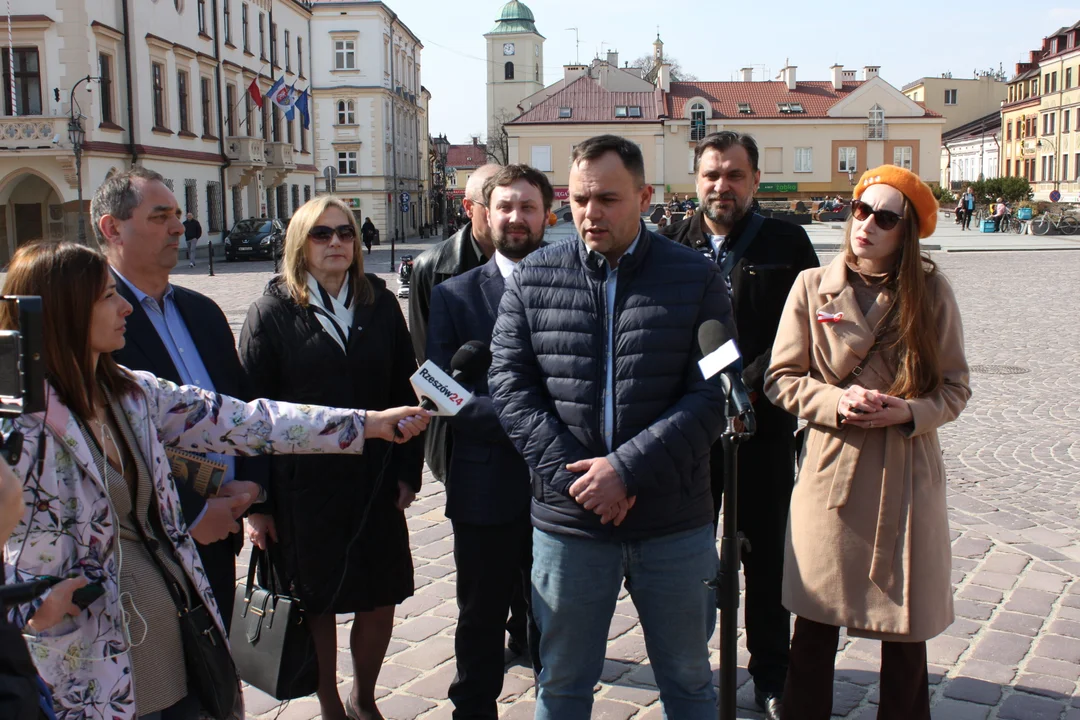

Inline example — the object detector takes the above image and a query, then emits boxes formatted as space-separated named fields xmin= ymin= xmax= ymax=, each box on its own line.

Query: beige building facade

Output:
xmin=902 ymin=75 xmax=1007 ymax=133
xmin=0 ymin=0 xmax=317 ymax=264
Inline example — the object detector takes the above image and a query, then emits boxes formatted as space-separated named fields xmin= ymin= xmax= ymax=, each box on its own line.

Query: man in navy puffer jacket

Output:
xmin=489 ymin=135 xmax=736 ymax=720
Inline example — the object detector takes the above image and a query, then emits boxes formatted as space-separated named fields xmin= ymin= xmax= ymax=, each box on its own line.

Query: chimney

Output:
xmin=830 ymin=64 xmax=843 ymax=91
xmin=842 ymin=69 xmax=857 ymax=82
xmin=657 ymin=62 xmax=671 ymax=92
xmin=863 ymin=65 xmax=880 ymax=81
xmin=740 ymin=67 xmax=753 ymax=82
xmin=564 ymin=64 xmax=587 ymax=84
xmin=472 ymin=136 xmax=479 ymax=146
xmin=782 ymin=64 xmax=797 ymax=91
xmin=606 ymin=49 xmax=619 ymax=68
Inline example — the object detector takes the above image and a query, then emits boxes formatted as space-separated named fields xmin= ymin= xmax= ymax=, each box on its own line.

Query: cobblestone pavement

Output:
xmin=168 ymin=241 xmax=1080 ymax=719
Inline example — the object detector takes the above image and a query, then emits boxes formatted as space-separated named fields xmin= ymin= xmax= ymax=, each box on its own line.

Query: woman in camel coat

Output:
xmin=765 ymin=166 xmax=971 ymax=720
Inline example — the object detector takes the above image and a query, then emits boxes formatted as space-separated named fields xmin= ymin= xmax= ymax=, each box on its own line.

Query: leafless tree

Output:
xmin=484 ymin=109 xmax=517 ymax=166
xmin=630 ymin=54 xmax=697 ymax=82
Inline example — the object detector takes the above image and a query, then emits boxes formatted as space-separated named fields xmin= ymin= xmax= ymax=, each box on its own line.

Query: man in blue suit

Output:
xmin=426 ymin=164 xmax=553 ymax=719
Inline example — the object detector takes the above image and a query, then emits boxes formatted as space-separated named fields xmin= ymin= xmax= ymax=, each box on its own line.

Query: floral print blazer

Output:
xmin=2 ymin=370 xmax=370 ymax=720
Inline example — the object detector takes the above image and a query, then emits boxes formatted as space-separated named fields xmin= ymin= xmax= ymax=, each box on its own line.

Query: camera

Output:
xmin=0 ymin=296 xmax=45 ymax=420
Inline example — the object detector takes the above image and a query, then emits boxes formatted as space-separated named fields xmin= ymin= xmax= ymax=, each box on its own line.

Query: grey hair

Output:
xmin=90 ymin=166 xmax=167 ymax=246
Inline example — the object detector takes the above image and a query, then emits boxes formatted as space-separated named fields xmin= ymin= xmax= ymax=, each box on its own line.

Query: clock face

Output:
xmin=503 ymin=42 xmax=515 ymax=56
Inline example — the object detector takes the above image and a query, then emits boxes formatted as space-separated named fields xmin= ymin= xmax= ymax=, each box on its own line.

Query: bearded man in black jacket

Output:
xmin=659 ymin=131 xmax=819 ymax=720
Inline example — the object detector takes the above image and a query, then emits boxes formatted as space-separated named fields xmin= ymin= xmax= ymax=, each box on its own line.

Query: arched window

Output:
xmin=337 ymin=100 xmax=355 ymax=125
xmin=504 ymin=61 xmax=514 ymax=80
xmin=690 ymin=102 xmax=706 ymax=141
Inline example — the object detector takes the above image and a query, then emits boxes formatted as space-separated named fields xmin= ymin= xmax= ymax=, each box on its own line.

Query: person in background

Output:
xmin=765 ymin=166 xmax=970 ymax=720
xmin=95 ymin=167 xmax=262 ymax=629
xmin=1 ymin=240 xmax=427 ymax=720
xmin=240 ymin=196 xmax=424 ymax=720
xmin=961 ymin=186 xmax=975 ymax=231
xmin=993 ymin=197 xmax=1007 ymax=232
xmin=361 ymin=217 xmax=377 ymax=254
xmin=182 ymin=212 xmax=202 ymax=268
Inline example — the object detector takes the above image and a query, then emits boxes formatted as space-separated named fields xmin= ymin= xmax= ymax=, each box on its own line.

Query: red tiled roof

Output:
xmin=447 ymin=144 xmax=488 ymax=168
xmin=510 ymin=75 xmax=664 ymax=124
xmin=669 ymin=81 xmax=867 ymax=119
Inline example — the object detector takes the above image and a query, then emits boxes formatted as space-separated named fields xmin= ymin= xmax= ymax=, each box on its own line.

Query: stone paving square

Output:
xmin=167 ymin=236 xmax=1080 ymax=719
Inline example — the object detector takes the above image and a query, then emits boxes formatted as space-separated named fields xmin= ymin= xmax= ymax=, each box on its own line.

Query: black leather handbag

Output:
xmin=229 ymin=545 xmax=318 ymax=700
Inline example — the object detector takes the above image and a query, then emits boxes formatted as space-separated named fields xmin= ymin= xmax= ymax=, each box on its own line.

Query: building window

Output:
xmin=944 ymin=88 xmax=957 ymax=105
xmin=298 ymin=37 xmax=304 ymax=76
xmin=276 ymin=185 xmax=288 ymax=219
xmin=1075 ymin=153 xmax=1080 ymax=180
xmin=177 ymin=69 xmax=190 ymax=132
xmin=271 ymin=106 xmax=280 ymax=141
xmin=245 ymin=91 xmax=253 ymax=137
xmin=531 ymin=144 xmax=552 ymax=171
xmin=152 ymin=62 xmax=166 ymax=128
xmin=794 ymin=147 xmax=813 ymax=173
xmin=284 ymin=30 xmax=291 ymax=72
xmin=184 ymin=180 xmax=198 ymax=216
xmin=504 ymin=61 xmax=514 ymax=80
xmin=1063 ymin=154 xmax=1070 ymax=182
xmin=627 ymin=106 xmax=642 ymax=117
xmin=337 ymin=100 xmax=355 ymax=124
xmin=197 ymin=0 xmax=206 ymax=34
xmin=223 ymin=0 xmax=231 ymax=44
xmin=242 ymin=3 xmax=249 ymax=52
xmin=232 ymin=185 xmax=243 ymax=222
xmin=2 ymin=47 xmax=42 ymax=115
xmin=1052 ymin=72 xmax=1058 ymax=92
xmin=1006 ymin=122 xmax=1012 ymax=141
xmin=690 ymin=102 xmax=706 ymax=141
xmin=1005 ymin=159 xmax=1011 ymax=177
xmin=225 ymin=84 xmax=236 ymax=135
xmin=265 ymin=188 xmax=275 ymax=218
xmin=206 ymin=181 xmax=222 ymax=232
xmin=261 ymin=102 xmax=269 ymax=140
xmin=99 ymin=53 xmax=114 ymax=124
xmin=868 ymin=105 xmax=884 ymax=139
xmin=259 ymin=13 xmax=266 ymax=60
xmin=291 ymin=184 xmax=300 ymax=215
xmin=270 ymin=22 xmax=277 ymax=66
xmin=615 ymin=105 xmax=628 ymax=117
xmin=335 ymin=39 xmax=355 ymax=70
xmin=1066 ymin=110 xmax=1072 ymax=133
xmin=558 ymin=107 xmax=572 ymax=118
xmin=304 ymin=185 xmax=311 ymax=203
xmin=838 ymin=147 xmax=857 ymax=173
xmin=893 ymin=146 xmax=912 ymax=170
xmin=1068 ymin=67 xmax=1074 ymax=90
xmin=338 ymin=151 xmax=358 ymax=175
xmin=286 ymin=113 xmax=293 ymax=144
xmin=201 ymin=76 xmax=213 ymax=135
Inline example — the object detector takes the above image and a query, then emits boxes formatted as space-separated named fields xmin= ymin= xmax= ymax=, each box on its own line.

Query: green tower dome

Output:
xmin=489 ymin=0 xmax=539 ymax=35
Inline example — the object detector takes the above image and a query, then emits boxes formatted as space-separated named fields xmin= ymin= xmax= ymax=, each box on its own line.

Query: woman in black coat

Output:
xmin=240 ymin=197 xmax=423 ymax=720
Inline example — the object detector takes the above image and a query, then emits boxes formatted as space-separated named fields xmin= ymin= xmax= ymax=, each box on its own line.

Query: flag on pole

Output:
xmin=292 ymin=87 xmax=311 ymax=129
xmin=246 ymin=78 xmax=263 ymax=109
xmin=267 ymin=77 xmax=296 ymax=115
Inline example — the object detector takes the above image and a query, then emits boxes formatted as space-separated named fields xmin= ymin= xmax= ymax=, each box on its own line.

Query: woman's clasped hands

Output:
xmin=837 ymin=385 xmax=913 ymax=430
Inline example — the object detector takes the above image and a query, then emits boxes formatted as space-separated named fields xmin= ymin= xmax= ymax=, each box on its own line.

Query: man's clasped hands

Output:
xmin=567 ymin=457 xmax=636 ymax=526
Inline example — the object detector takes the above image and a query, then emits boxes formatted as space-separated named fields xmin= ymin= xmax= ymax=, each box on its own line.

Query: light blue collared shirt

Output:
xmin=114 ymin=272 xmax=237 ymax=494
xmin=601 ymin=230 xmax=642 ymax=452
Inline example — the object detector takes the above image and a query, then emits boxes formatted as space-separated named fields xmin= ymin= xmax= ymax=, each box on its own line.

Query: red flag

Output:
xmin=247 ymin=78 xmax=264 ymax=109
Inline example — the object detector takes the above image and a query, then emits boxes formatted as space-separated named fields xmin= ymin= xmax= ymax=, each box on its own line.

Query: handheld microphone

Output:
xmin=697 ymin=320 xmax=754 ymax=420
xmin=410 ymin=340 xmax=492 ymax=416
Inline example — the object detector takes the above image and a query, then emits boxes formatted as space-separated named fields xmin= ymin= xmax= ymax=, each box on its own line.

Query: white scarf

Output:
xmin=307 ymin=273 xmax=355 ymax=352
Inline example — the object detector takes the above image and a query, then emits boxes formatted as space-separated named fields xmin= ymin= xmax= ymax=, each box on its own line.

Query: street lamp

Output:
xmin=847 ymin=166 xmax=857 ymax=186
xmin=1036 ymin=138 xmax=1059 ymax=195
xmin=432 ymin=134 xmax=450 ymax=238
xmin=69 ymin=75 xmax=99 ymax=246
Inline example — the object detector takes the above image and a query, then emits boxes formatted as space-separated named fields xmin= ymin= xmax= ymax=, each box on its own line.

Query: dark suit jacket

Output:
xmin=408 ymin=222 xmax=487 ymax=483
xmin=426 ymin=258 xmax=531 ymax=524
xmin=110 ymin=270 xmax=267 ymax=524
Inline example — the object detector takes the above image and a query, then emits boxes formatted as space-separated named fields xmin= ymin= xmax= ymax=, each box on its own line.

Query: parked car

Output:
xmin=223 ymin=218 xmax=285 ymax=261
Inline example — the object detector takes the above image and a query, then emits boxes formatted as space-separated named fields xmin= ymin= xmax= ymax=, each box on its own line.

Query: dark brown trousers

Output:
xmin=780 ymin=616 xmax=930 ymax=720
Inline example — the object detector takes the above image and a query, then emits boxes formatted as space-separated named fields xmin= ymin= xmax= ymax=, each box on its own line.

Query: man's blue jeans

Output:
xmin=531 ymin=524 xmax=719 ymax=720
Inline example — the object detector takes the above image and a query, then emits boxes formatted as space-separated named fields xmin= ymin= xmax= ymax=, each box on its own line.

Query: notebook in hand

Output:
xmin=165 ymin=448 xmax=227 ymax=498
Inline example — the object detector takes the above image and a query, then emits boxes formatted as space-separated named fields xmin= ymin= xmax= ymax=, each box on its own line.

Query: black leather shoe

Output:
xmin=754 ymin=689 xmax=782 ymax=720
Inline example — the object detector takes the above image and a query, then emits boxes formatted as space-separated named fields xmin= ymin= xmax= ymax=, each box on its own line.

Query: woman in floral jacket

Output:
xmin=1 ymin=241 xmax=428 ymax=720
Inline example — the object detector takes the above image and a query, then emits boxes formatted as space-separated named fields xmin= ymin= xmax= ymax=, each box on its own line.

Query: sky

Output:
xmin=395 ymin=0 xmax=1078 ymax=144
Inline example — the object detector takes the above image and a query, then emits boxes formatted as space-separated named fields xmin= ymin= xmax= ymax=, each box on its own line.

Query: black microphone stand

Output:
xmin=709 ymin=392 xmax=755 ymax=720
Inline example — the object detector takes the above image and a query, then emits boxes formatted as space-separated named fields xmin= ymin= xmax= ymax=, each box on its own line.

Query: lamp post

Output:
xmin=432 ymin=134 xmax=450 ymax=238
xmin=418 ymin=181 xmax=424 ymax=235
xmin=1036 ymin=138 xmax=1059 ymax=196
xmin=68 ymin=75 xmax=99 ymax=246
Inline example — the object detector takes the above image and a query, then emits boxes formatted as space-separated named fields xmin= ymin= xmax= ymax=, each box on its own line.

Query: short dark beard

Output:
xmin=702 ymin=192 xmax=751 ymax=231
xmin=492 ymin=223 xmax=544 ymax=259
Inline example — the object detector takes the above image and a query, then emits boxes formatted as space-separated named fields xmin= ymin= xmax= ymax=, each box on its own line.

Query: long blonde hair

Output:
xmin=842 ymin=198 xmax=942 ymax=399
xmin=281 ymin=196 xmax=373 ymax=307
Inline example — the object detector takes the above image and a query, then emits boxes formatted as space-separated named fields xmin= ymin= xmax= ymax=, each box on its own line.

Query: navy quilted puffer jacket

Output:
xmin=489 ymin=226 xmax=736 ymax=540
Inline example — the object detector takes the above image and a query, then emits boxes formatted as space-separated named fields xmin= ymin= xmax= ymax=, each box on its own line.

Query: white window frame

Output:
xmin=838 ymin=146 xmax=857 ymax=173
xmin=868 ymin=104 xmax=884 ymax=140
xmin=794 ymin=147 xmax=813 ymax=173
xmin=337 ymin=99 xmax=355 ymax=125
xmin=337 ymin=150 xmax=358 ymax=176
xmin=944 ymin=88 xmax=957 ymax=105
xmin=335 ymin=38 xmax=356 ymax=71
xmin=893 ymin=146 xmax=912 ymax=170
xmin=531 ymin=145 xmax=552 ymax=172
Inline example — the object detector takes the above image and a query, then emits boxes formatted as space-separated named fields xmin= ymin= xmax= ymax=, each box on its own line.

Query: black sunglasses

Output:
xmin=309 ymin=224 xmax=357 ymax=243
xmin=851 ymin=200 xmax=902 ymax=231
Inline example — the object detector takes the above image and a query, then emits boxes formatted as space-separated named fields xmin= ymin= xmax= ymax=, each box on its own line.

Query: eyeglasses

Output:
xmin=851 ymin=200 xmax=902 ymax=231
xmin=308 ymin=224 xmax=357 ymax=243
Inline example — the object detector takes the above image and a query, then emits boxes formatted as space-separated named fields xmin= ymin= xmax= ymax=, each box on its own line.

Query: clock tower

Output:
xmin=484 ymin=1 xmax=545 ymax=159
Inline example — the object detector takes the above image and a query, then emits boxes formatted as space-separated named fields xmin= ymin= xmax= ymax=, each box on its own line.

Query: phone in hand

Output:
xmin=38 ymin=575 xmax=106 ymax=610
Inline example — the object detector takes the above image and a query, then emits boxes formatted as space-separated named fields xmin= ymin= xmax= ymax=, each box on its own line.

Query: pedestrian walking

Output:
xmin=361 ymin=216 xmax=377 ymax=254
xmin=765 ymin=166 xmax=971 ymax=720
xmin=961 ymin=186 xmax=975 ymax=231
xmin=183 ymin=212 xmax=202 ymax=267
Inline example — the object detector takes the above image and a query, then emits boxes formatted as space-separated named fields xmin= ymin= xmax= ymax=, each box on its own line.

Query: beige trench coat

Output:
xmin=764 ymin=255 xmax=971 ymax=642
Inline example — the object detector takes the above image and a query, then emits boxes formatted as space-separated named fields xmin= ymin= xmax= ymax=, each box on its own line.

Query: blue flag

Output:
xmin=293 ymin=87 xmax=311 ymax=130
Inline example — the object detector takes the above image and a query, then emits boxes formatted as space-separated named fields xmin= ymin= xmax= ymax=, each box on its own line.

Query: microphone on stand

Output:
xmin=697 ymin=319 xmax=756 ymax=435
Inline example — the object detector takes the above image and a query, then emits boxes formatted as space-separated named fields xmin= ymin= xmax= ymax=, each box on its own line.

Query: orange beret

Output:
xmin=852 ymin=165 xmax=939 ymax=238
